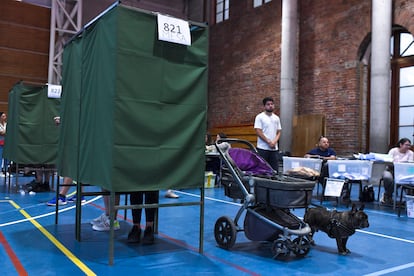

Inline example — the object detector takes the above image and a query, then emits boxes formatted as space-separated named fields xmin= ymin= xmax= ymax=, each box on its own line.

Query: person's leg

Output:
xmin=257 ymin=149 xmax=278 ymax=172
xmin=128 ymin=192 xmax=144 ymax=243
xmin=46 ymin=177 xmax=74 ymax=206
xmin=43 ymin=171 xmax=51 ymax=186
xmin=257 ymin=148 xmax=270 ymax=164
xmin=36 ymin=168 xmax=51 ymax=192
xmin=35 ymin=168 xmax=43 ymax=183
xmin=130 ymin=192 xmax=144 ymax=224
xmin=142 ymin=191 xmax=159 ymax=244
xmin=382 ymin=170 xmax=394 ymax=204
xmin=102 ymin=192 xmax=120 ymax=218
xmin=268 ymin=150 xmax=279 ymax=172
xmin=92 ymin=189 xmax=120 ymax=231
xmin=0 ymin=145 xmax=4 ymax=173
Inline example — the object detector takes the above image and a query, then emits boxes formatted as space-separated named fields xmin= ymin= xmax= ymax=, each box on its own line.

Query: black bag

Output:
xmin=360 ymin=184 xmax=375 ymax=202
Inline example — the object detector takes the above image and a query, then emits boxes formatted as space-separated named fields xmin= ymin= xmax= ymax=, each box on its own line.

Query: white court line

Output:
xmin=356 ymin=228 xmax=414 ymax=244
xmin=177 ymin=190 xmax=414 ymax=242
xmin=0 ymin=196 xmax=102 ymax=227
xmin=175 ymin=190 xmax=243 ymax=206
xmin=3 ymin=189 xmax=414 ymax=274
xmin=363 ymin=262 xmax=414 ymax=276
xmin=3 ymin=190 xmax=414 ymax=244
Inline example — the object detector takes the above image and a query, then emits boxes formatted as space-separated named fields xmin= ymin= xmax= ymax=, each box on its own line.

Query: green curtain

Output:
xmin=3 ymin=82 xmax=60 ymax=164
xmin=58 ymin=36 xmax=83 ymax=179
xmin=59 ymin=5 xmax=208 ymax=192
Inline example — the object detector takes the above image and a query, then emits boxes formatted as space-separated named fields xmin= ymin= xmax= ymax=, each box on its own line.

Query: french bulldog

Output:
xmin=304 ymin=204 xmax=369 ymax=255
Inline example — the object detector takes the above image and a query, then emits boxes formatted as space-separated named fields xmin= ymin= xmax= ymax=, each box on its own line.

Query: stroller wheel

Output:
xmin=214 ymin=216 xmax=237 ymax=249
xmin=272 ymin=239 xmax=290 ymax=259
xmin=292 ymin=237 xmax=311 ymax=257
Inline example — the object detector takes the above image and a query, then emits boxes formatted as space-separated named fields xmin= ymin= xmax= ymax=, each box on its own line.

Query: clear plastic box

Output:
xmin=282 ymin=157 xmax=323 ymax=173
xmin=327 ymin=160 xmax=373 ymax=180
xmin=394 ymin=162 xmax=414 ymax=184
xmin=405 ymin=195 xmax=414 ymax=218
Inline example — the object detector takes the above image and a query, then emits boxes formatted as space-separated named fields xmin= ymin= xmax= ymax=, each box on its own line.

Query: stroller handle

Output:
xmin=215 ymin=138 xmax=258 ymax=154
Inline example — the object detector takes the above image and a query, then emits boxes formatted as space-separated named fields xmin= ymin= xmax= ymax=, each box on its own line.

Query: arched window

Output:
xmin=390 ymin=28 xmax=414 ymax=143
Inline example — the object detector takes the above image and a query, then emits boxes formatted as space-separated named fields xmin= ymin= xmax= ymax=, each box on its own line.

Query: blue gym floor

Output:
xmin=1 ymin=175 xmax=414 ymax=276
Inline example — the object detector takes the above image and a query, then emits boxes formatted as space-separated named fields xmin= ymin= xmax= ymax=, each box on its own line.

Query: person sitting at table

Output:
xmin=380 ymin=137 xmax=414 ymax=205
xmin=304 ymin=136 xmax=337 ymax=161
xmin=205 ymin=133 xmax=230 ymax=187
xmin=205 ymin=132 xmax=214 ymax=152
xmin=205 ymin=132 xmax=230 ymax=170
xmin=304 ymin=136 xmax=339 ymax=199
xmin=208 ymin=132 xmax=231 ymax=153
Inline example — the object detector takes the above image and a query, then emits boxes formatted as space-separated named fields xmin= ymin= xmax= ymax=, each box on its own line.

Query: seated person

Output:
xmin=213 ymin=132 xmax=231 ymax=153
xmin=304 ymin=136 xmax=337 ymax=161
xmin=205 ymin=133 xmax=230 ymax=173
xmin=304 ymin=136 xmax=337 ymax=196
xmin=380 ymin=138 xmax=414 ymax=205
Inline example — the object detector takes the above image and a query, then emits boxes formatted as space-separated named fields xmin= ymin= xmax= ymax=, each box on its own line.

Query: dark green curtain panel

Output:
xmin=58 ymin=36 xmax=83 ymax=179
xmin=59 ymin=5 xmax=208 ymax=192
xmin=3 ymin=82 xmax=60 ymax=164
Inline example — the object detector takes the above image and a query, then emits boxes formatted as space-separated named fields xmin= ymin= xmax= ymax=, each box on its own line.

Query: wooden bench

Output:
xmin=208 ymin=125 xmax=257 ymax=146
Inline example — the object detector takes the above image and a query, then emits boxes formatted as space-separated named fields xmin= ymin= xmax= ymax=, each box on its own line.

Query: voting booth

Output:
xmin=59 ymin=5 xmax=208 ymax=192
xmin=60 ymin=4 xmax=208 ymax=263
xmin=4 ymin=82 xmax=60 ymax=165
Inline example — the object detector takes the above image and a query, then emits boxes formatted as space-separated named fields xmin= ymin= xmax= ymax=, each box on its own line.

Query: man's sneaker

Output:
xmin=47 ymin=195 xmax=67 ymax=206
xmin=92 ymin=216 xmax=120 ymax=231
xmin=67 ymin=195 xmax=86 ymax=203
xmin=142 ymin=226 xmax=155 ymax=245
xmin=165 ymin=190 xmax=179 ymax=198
xmin=90 ymin=213 xmax=107 ymax=226
xmin=127 ymin=225 xmax=141 ymax=243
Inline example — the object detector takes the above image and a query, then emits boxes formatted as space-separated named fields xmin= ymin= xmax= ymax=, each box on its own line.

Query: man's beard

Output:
xmin=265 ymin=108 xmax=274 ymax=113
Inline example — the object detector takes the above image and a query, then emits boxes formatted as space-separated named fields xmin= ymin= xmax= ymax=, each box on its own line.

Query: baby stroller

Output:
xmin=213 ymin=138 xmax=315 ymax=259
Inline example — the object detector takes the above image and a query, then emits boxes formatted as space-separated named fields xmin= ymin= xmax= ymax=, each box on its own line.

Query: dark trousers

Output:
xmin=130 ymin=191 xmax=159 ymax=224
xmin=257 ymin=148 xmax=279 ymax=172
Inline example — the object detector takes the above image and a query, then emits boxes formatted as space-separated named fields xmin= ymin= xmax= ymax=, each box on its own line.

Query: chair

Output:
xmin=377 ymin=178 xmax=383 ymax=201
xmin=393 ymin=162 xmax=414 ymax=210
xmin=397 ymin=184 xmax=414 ymax=217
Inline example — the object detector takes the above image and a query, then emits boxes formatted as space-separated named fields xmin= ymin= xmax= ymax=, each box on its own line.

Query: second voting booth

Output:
xmin=4 ymin=81 xmax=60 ymax=188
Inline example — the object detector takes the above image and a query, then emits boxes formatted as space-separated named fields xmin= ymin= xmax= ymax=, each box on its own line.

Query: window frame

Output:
xmin=390 ymin=29 xmax=414 ymax=143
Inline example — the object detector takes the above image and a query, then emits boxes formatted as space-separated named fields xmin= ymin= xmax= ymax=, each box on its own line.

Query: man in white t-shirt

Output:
xmin=254 ymin=97 xmax=282 ymax=171
xmin=381 ymin=137 xmax=414 ymax=205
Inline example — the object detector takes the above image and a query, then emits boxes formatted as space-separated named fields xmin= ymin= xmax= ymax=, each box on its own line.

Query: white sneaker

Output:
xmin=90 ymin=213 xmax=107 ymax=226
xmin=165 ymin=190 xmax=179 ymax=198
xmin=92 ymin=216 xmax=120 ymax=231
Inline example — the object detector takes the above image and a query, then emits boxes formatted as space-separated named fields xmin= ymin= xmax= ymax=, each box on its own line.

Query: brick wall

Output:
xmin=208 ymin=0 xmax=373 ymax=156
xmin=298 ymin=0 xmax=371 ymax=154
xmin=208 ymin=0 xmax=282 ymax=128
xmin=208 ymin=0 xmax=414 ymax=156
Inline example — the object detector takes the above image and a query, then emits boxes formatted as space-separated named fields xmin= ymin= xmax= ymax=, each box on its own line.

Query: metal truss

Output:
xmin=48 ymin=0 xmax=82 ymax=84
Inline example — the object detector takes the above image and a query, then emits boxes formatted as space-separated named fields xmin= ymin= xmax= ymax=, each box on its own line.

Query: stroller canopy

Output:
xmin=228 ymin=148 xmax=274 ymax=176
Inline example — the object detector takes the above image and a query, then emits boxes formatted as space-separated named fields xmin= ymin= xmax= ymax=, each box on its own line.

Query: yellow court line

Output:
xmin=7 ymin=200 xmax=96 ymax=276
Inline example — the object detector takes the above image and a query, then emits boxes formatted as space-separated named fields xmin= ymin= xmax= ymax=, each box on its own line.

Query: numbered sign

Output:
xmin=157 ymin=14 xmax=191 ymax=46
xmin=48 ymin=84 xmax=62 ymax=99
xmin=324 ymin=178 xmax=346 ymax=197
